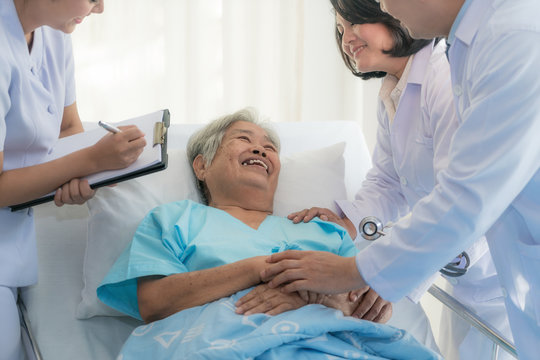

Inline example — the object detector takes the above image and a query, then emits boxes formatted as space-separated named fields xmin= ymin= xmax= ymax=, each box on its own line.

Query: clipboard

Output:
xmin=10 ymin=109 xmax=170 ymax=212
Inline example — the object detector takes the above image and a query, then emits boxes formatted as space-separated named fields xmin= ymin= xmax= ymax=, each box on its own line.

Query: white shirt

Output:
xmin=338 ymin=39 xmax=498 ymax=302
xmin=338 ymin=40 xmax=457 ymax=233
xmin=0 ymin=0 xmax=76 ymax=286
xmin=356 ymin=0 xmax=540 ymax=358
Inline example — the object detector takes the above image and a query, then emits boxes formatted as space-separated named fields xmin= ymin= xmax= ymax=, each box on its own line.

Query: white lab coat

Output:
xmin=338 ymin=40 xmax=510 ymax=359
xmin=356 ymin=0 xmax=540 ymax=358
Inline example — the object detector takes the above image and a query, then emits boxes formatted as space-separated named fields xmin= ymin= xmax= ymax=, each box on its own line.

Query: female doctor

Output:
xmin=265 ymin=0 xmax=540 ymax=358
xmin=287 ymin=0 xmax=511 ymax=358
xmin=0 ymin=0 xmax=146 ymax=359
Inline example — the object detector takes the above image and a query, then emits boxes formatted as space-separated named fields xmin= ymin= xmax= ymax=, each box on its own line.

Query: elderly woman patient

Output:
xmin=97 ymin=108 xmax=441 ymax=360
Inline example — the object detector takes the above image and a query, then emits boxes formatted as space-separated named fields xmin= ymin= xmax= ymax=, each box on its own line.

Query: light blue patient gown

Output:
xmin=98 ymin=200 xmax=440 ymax=360
xmin=98 ymin=199 xmax=355 ymax=320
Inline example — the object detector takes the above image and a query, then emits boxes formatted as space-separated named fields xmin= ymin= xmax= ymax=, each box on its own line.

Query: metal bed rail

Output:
xmin=427 ymin=284 xmax=517 ymax=359
xmin=17 ymin=294 xmax=43 ymax=360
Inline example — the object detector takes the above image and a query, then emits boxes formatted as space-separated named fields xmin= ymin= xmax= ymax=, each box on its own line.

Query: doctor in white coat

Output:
xmin=289 ymin=0 xmax=511 ymax=358
xmin=264 ymin=0 xmax=540 ymax=358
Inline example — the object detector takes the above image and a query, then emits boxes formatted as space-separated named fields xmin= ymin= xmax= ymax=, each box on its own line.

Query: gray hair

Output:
xmin=186 ymin=107 xmax=281 ymax=204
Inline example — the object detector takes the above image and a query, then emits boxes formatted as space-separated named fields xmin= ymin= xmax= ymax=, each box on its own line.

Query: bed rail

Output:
xmin=427 ymin=284 xmax=517 ymax=359
xmin=17 ymin=294 xmax=43 ymax=360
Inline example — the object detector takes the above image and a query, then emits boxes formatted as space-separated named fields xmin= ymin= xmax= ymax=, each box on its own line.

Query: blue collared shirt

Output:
xmin=447 ymin=0 xmax=474 ymax=46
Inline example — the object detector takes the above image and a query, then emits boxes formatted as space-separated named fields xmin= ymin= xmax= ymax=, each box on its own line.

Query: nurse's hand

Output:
xmin=54 ymin=178 xmax=95 ymax=206
xmin=288 ymin=207 xmax=357 ymax=239
xmin=235 ymin=283 xmax=306 ymax=316
xmin=261 ymin=250 xmax=365 ymax=295
xmin=90 ymin=125 xmax=146 ymax=171
xmin=349 ymin=287 xmax=392 ymax=323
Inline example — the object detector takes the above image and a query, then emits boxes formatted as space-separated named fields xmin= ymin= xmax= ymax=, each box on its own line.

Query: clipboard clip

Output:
xmin=153 ymin=122 xmax=168 ymax=146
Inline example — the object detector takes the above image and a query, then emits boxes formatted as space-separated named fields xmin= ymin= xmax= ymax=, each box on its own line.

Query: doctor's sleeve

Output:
xmin=355 ymin=30 xmax=540 ymax=302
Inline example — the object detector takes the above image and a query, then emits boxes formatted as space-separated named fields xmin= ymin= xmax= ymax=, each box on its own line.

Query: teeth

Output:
xmin=242 ymin=159 xmax=268 ymax=170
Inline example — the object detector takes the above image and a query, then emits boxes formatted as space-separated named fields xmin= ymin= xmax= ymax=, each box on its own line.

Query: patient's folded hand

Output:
xmin=319 ymin=286 xmax=391 ymax=323
xmin=349 ymin=287 xmax=392 ymax=323
xmin=235 ymin=283 xmax=306 ymax=316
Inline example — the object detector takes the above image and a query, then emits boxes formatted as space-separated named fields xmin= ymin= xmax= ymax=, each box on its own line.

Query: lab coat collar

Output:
xmin=454 ymin=0 xmax=494 ymax=47
xmin=406 ymin=40 xmax=435 ymax=86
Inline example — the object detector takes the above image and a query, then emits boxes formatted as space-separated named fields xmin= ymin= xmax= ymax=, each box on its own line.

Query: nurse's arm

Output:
xmin=0 ymin=126 xmax=146 ymax=208
xmin=137 ymin=256 xmax=268 ymax=323
xmin=261 ymin=250 xmax=367 ymax=294
xmin=59 ymin=102 xmax=84 ymax=137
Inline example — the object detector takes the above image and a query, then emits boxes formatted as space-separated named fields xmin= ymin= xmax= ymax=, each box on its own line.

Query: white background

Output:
xmin=71 ymin=0 xmax=380 ymax=152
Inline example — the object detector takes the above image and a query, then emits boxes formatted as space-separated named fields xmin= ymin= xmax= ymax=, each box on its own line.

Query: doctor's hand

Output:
xmin=261 ymin=250 xmax=366 ymax=295
xmin=288 ymin=207 xmax=357 ymax=239
xmin=349 ymin=287 xmax=392 ymax=323
xmin=54 ymin=178 xmax=95 ymax=206
xmin=90 ymin=125 xmax=146 ymax=171
xmin=235 ymin=283 xmax=306 ymax=316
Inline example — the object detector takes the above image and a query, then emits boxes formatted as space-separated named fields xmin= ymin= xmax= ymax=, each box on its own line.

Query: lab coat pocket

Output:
xmin=412 ymin=135 xmax=435 ymax=193
xmin=472 ymin=281 xmax=504 ymax=303
xmin=517 ymin=241 xmax=540 ymax=327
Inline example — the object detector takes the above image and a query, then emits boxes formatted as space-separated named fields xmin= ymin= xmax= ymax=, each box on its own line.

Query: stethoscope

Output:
xmin=359 ymin=216 xmax=470 ymax=277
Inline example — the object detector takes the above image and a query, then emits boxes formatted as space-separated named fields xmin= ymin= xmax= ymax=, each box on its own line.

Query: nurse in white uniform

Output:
xmin=263 ymin=0 xmax=540 ymax=359
xmin=0 ymin=1 xmax=146 ymax=359
xmin=290 ymin=1 xmax=511 ymax=358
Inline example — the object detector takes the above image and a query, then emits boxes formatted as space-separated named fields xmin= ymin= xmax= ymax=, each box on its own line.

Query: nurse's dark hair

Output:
xmin=330 ymin=0 xmax=431 ymax=80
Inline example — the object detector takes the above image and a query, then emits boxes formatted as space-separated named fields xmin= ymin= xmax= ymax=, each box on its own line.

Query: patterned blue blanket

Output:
xmin=117 ymin=289 xmax=442 ymax=359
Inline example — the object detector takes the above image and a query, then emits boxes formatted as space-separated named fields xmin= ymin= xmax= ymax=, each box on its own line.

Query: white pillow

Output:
xmin=77 ymin=142 xmax=347 ymax=319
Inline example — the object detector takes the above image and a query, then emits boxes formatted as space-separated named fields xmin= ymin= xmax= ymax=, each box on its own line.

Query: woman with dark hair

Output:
xmin=283 ymin=0 xmax=511 ymax=359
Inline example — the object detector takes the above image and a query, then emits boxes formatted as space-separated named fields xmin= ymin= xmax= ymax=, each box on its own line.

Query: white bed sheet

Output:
xmin=20 ymin=120 xmax=438 ymax=359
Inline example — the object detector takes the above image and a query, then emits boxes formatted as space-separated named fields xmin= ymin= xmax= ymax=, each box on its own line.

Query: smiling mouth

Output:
xmin=352 ymin=45 xmax=366 ymax=58
xmin=242 ymin=159 xmax=269 ymax=172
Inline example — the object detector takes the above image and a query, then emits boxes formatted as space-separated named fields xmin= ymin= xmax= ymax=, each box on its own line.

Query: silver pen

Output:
xmin=98 ymin=120 xmax=122 ymax=134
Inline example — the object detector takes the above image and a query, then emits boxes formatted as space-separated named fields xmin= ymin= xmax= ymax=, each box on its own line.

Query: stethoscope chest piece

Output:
xmin=359 ymin=216 xmax=385 ymax=241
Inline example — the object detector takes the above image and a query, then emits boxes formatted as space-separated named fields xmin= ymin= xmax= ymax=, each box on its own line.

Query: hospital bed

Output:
xmin=17 ymin=120 xmax=516 ymax=359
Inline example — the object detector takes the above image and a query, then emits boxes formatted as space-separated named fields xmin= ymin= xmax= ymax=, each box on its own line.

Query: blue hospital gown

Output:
xmin=98 ymin=199 xmax=356 ymax=320
xmin=97 ymin=200 xmax=440 ymax=360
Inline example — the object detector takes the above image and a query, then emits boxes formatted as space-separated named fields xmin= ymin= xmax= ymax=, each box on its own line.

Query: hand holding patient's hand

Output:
xmin=261 ymin=250 xmax=364 ymax=295
xmin=235 ymin=283 xmax=306 ymax=316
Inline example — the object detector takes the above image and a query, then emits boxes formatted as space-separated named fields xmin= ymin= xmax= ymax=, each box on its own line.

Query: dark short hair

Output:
xmin=330 ymin=0 xmax=431 ymax=80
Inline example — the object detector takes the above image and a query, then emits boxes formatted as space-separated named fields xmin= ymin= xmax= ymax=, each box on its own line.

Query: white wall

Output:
xmin=71 ymin=0 xmax=378 ymax=153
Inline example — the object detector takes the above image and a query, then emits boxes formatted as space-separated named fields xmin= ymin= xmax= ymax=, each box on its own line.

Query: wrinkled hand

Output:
xmin=235 ymin=283 xmax=306 ymax=316
xmin=54 ymin=178 xmax=95 ymax=206
xmin=349 ymin=287 xmax=392 ymax=323
xmin=92 ymin=125 xmax=146 ymax=171
xmin=288 ymin=207 xmax=357 ymax=239
xmin=297 ymin=290 xmax=326 ymax=304
xmin=261 ymin=250 xmax=365 ymax=295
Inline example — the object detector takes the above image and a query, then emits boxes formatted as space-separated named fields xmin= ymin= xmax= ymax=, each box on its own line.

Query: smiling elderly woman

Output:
xmin=94 ymin=108 xmax=440 ymax=360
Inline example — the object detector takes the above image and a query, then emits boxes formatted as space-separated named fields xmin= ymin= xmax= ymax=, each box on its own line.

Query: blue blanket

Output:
xmin=118 ymin=289 xmax=441 ymax=359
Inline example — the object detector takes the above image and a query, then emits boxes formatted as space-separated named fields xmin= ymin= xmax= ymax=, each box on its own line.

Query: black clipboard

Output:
xmin=10 ymin=109 xmax=170 ymax=212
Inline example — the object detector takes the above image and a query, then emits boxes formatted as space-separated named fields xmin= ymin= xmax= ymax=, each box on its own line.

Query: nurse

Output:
xmin=0 ymin=0 xmax=146 ymax=359
xmin=262 ymin=0 xmax=540 ymax=358
xmin=289 ymin=0 xmax=511 ymax=358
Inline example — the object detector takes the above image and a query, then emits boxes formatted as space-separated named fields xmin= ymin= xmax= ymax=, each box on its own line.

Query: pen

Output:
xmin=98 ymin=121 xmax=121 ymax=134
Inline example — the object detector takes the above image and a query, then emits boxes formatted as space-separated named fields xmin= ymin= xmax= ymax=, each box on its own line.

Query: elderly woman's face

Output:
xmin=199 ymin=121 xmax=281 ymax=204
